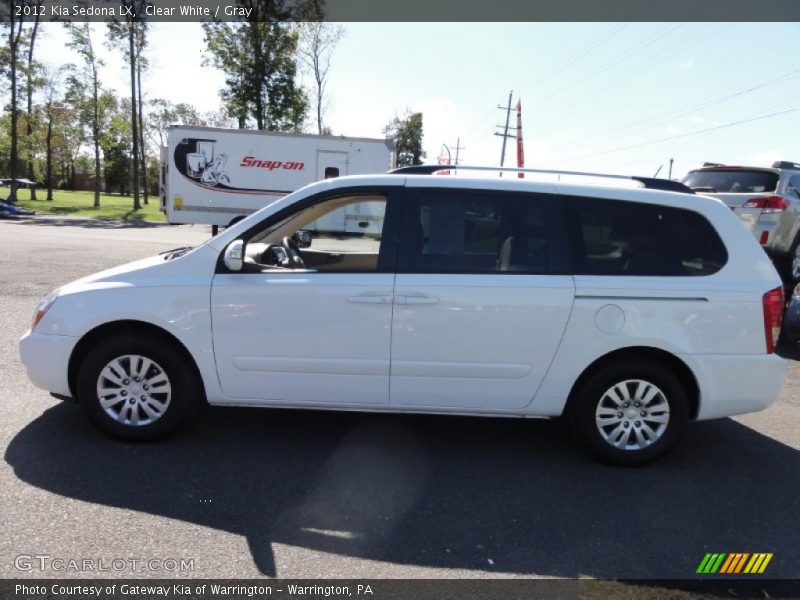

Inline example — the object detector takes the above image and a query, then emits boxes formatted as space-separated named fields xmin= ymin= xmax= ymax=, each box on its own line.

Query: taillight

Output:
xmin=743 ymin=195 xmax=790 ymax=213
xmin=762 ymin=286 xmax=784 ymax=353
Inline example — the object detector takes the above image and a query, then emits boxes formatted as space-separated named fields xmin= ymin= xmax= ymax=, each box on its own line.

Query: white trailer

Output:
xmin=161 ymin=126 xmax=394 ymax=232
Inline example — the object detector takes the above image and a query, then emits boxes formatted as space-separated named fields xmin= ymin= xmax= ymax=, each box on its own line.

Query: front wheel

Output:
xmin=77 ymin=333 xmax=197 ymax=441
xmin=568 ymin=359 xmax=690 ymax=466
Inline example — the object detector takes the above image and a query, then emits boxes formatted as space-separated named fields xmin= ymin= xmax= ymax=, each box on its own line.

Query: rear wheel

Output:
xmin=77 ymin=333 xmax=197 ymax=441
xmin=568 ymin=359 xmax=690 ymax=466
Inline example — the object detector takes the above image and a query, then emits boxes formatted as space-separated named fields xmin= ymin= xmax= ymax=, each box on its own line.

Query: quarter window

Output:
xmin=567 ymin=196 xmax=728 ymax=276
xmin=400 ymin=190 xmax=551 ymax=274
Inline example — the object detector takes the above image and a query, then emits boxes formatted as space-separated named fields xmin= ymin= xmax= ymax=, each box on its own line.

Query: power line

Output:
xmin=553 ymin=64 xmax=800 ymax=152
xmin=551 ymin=23 xmax=735 ymax=115
xmin=520 ymin=22 xmax=630 ymax=92
xmin=526 ymin=22 xmax=687 ymax=106
xmin=560 ymin=107 xmax=798 ymax=163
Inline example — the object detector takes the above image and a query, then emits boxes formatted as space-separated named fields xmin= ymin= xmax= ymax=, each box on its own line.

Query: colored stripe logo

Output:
xmin=696 ymin=552 xmax=773 ymax=574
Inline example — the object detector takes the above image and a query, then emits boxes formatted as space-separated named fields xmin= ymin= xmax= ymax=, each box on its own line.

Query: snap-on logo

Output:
xmin=240 ymin=157 xmax=305 ymax=171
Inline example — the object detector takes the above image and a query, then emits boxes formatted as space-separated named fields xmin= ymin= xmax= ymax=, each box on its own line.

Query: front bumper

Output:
xmin=19 ymin=330 xmax=78 ymax=397
xmin=681 ymin=353 xmax=789 ymax=420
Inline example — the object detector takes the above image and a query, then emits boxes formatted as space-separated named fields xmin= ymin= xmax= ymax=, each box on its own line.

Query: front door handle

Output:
xmin=346 ymin=294 xmax=392 ymax=305
xmin=396 ymin=295 xmax=439 ymax=305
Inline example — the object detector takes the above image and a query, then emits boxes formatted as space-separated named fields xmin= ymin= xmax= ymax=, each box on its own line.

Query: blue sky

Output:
xmin=34 ymin=21 xmax=800 ymax=179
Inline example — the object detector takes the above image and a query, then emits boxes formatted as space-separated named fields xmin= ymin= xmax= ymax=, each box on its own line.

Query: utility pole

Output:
xmin=668 ymin=158 xmax=674 ymax=180
xmin=451 ymin=137 xmax=465 ymax=167
xmin=494 ymin=90 xmax=515 ymax=176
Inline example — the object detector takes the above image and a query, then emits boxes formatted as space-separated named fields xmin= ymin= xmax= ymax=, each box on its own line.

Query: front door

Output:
xmin=390 ymin=185 xmax=575 ymax=411
xmin=211 ymin=187 xmax=400 ymax=406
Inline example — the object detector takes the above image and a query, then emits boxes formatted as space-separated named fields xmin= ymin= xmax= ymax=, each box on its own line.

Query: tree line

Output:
xmin=1 ymin=1 xmax=425 ymax=210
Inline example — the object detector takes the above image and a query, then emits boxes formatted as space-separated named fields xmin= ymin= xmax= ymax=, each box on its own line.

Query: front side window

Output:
xmin=400 ymin=189 xmax=551 ymax=274
xmin=244 ymin=193 xmax=390 ymax=272
xmin=567 ymin=196 xmax=728 ymax=276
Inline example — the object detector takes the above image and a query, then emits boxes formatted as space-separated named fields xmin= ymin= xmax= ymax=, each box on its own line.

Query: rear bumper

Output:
xmin=19 ymin=330 xmax=77 ymax=397
xmin=733 ymin=209 xmax=798 ymax=258
xmin=681 ymin=353 xmax=789 ymax=420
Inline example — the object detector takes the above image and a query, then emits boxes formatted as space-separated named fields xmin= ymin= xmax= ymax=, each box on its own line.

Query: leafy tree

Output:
xmin=5 ymin=6 xmax=25 ymax=182
xmin=384 ymin=111 xmax=426 ymax=167
xmin=39 ymin=99 xmax=81 ymax=191
xmin=297 ymin=22 xmax=344 ymax=135
xmin=107 ymin=0 xmax=149 ymax=210
xmin=40 ymin=67 xmax=66 ymax=200
xmin=65 ymin=22 xmax=104 ymax=207
xmin=148 ymin=98 xmax=200 ymax=148
xmin=23 ymin=1 xmax=42 ymax=198
xmin=203 ymin=20 xmax=307 ymax=131
xmin=100 ymin=94 xmax=133 ymax=195
xmin=136 ymin=55 xmax=148 ymax=203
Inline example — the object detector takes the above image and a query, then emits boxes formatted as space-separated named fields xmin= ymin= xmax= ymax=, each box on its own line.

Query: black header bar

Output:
xmin=2 ymin=0 xmax=800 ymax=23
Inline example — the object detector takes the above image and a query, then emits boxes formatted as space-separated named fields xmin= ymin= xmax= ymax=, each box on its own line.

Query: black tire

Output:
xmin=76 ymin=333 xmax=197 ymax=441
xmin=567 ymin=358 xmax=690 ymax=466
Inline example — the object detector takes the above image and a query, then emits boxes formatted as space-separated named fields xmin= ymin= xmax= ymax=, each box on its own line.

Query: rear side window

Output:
xmin=682 ymin=169 xmax=778 ymax=193
xmin=567 ymin=196 xmax=728 ymax=276
xmin=399 ymin=189 xmax=553 ymax=274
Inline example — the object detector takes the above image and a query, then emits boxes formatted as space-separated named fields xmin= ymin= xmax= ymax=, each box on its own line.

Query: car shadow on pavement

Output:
xmin=8 ymin=216 xmax=171 ymax=229
xmin=6 ymin=402 xmax=800 ymax=579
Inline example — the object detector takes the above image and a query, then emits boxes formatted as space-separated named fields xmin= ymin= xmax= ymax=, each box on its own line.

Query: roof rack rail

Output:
xmin=772 ymin=161 xmax=800 ymax=170
xmin=389 ymin=164 xmax=695 ymax=194
xmin=702 ymin=162 xmax=727 ymax=167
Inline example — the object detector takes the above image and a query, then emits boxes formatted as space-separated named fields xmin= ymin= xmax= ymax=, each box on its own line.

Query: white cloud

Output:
xmin=688 ymin=115 xmax=706 ymax=125
xmin=680 ymin=57 xmax=695 ymax=69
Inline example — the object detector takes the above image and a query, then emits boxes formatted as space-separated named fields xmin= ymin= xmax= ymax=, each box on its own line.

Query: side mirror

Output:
xmin=293 ymin=230 xmax=312 ymax=248
xmin=223 ymin=239 xmax=244 ymax=272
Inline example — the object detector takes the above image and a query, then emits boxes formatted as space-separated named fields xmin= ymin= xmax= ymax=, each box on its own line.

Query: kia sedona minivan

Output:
xmin=20 ymin=167 xmax=788 ymax=465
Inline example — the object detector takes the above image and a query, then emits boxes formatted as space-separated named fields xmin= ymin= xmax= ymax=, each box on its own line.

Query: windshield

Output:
xmin=682 ymin=169 xmax=778 ymax=193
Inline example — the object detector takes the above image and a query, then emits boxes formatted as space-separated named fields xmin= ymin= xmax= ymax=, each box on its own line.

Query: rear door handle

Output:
xmin=396 ymin=295 xmax=439 ymax=305
xmin=346 ymin=294 xmax=392 ymax=305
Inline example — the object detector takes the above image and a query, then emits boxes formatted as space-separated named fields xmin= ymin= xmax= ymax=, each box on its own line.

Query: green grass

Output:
xmin=14 ymin=188 xmax=166 ymax=222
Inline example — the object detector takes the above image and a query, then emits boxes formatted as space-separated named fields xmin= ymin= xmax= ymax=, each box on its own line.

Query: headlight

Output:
xmin=32 ymin=293 xmax=58 ymax=330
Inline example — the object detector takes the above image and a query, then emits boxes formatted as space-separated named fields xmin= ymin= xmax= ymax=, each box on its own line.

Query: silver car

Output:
xmin=683 ymin=161 xmax=800 ymax=282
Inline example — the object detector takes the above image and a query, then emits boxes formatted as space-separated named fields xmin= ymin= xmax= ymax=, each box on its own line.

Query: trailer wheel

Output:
xmin=227 ymin=216 xmax=246 ymax=229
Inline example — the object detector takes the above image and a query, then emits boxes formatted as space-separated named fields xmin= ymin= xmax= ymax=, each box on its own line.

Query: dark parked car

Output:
xmin=785 ymin=283 xmax=800 ymax=347
xmin=0 ymin=199 xmax=35 ymax=218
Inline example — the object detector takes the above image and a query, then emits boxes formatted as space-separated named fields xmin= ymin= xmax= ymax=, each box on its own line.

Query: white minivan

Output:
xmin=19 ymin=167 xmax=789 ymax=465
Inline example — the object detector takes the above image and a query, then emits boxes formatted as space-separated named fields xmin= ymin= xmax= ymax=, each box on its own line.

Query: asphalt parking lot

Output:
xmin=1 ymin=215 xmax=799 ymax=580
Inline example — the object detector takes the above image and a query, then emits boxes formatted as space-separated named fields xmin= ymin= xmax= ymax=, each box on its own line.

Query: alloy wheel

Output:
xmin=594 ymin=379 xmax=670 ymax=451
xmin=95 ymin=354 xmax=172 ymax=426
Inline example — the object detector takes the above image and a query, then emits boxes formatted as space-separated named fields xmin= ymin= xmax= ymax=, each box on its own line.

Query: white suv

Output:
xmin=682 ymin=161 xmax=800 ymax=283
xmin=19 ymin=167 xmax=789 ymax=465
